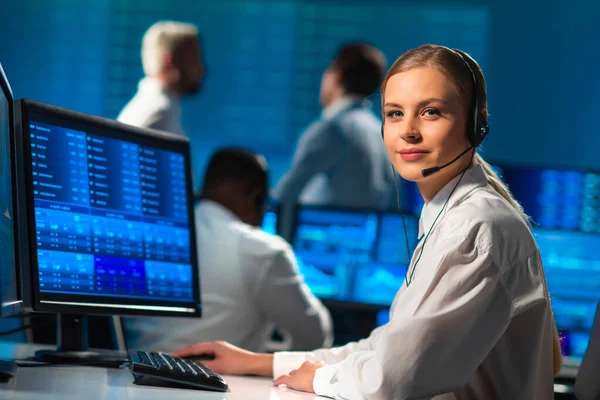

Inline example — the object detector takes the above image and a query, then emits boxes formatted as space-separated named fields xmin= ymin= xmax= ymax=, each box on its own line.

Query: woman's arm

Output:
xmin=276 ymin=237 xmax=520 ymax=399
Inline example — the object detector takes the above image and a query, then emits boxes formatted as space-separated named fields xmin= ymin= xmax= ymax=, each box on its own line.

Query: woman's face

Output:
xmin=383 ymin=66 xmax=471 ymax=184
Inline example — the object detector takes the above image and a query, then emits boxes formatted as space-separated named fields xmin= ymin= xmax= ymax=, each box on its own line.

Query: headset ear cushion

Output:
xmin=472 ymin=116 xmax=489 ymax=147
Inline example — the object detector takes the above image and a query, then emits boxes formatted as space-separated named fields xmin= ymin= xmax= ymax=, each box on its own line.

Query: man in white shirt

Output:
xmin=125 ymin=148 xmax=332 ymax=352
xmin=117 ymin=21 xmax=205 ymax=136
xmin=274 ymin=43 xmax=394 ymax=209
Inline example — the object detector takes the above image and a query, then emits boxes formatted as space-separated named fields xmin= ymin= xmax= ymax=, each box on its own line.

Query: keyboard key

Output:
xmin=189 ymin=361 xmax=210 ymax=378
xmin=180 ymin=361 xmax=196 ymax=375
xmin=137 ymin=351 xmax=154 ymax=367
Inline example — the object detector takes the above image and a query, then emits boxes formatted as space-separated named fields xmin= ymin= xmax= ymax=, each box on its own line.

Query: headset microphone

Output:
xmin=421 ymin=145 xmax=474 ymax=178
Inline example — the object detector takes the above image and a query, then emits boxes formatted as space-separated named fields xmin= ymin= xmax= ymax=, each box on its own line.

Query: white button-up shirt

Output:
xmin=125 ymin=200 xmax=332 ymax=353
xmin=117 ymin=77 xmax=185 ymax=136
xmin=274 ymin=163 xmax=557 ymax=399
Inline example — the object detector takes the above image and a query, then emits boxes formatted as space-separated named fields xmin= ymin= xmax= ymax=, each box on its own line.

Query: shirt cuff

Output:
xmin=313 ymin=364 xmax=338 ymax=398
xmin=273 ymin=351 xmax=309 ymax=378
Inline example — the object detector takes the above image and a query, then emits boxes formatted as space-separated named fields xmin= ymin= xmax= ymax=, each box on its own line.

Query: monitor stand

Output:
xmin=34 ymin=313 xmax=127 ymax=368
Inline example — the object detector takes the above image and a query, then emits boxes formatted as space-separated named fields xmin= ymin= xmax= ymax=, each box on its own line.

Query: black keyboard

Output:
xmin=0 ymin=360 xmax=17 ymax=383
xmin=128 ymin=350 xmax=228 ymax=392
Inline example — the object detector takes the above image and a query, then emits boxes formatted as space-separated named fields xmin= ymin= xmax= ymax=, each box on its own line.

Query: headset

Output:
xmin=383 ymin=47 xmax=490 ymax=285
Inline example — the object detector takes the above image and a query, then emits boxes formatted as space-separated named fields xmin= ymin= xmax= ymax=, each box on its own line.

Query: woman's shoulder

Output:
xmin=441 ymin=186 xmax=537 ymax=260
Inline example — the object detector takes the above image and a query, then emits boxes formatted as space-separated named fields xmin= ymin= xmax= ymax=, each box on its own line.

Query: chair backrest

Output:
xmin=575 ymin=302 xmax=600 ymax=400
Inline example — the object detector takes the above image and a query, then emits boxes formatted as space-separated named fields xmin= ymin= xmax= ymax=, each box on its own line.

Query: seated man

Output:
xmin=125 ymin=148 xmax=332 ymax=352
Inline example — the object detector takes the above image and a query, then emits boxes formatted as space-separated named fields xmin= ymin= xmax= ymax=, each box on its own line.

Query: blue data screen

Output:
xmin=502 ymin=167 xmax=600 ymax=232
xmin=534 ymin=228 xmax=600 ymax=358
xmin=499 ymin=165 xmax=600 ymax=358
xmin=292 ymin=208 xmax=419 ymax=306
xmin=261 ymin=210 xmax=278 ymax=236
xmin=30 ymin=121 xmax=194 ymax=303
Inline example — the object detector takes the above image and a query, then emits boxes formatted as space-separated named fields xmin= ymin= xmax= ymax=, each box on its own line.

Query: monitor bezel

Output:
xmin=290 ymin=203 xmax=418 ymax=309
xmin=0 ymin=63 xmax=23 ymax=317
xmin=14 ymin=99 xmax=201 ymax=318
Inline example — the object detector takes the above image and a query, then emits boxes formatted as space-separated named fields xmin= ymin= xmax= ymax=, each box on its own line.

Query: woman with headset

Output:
xmin=173 ymin=44 xmax=562 ymax=399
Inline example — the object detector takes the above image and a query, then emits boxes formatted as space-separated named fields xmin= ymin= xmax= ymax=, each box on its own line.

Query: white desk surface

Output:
xmin=0 ymin=342 xmax=580 ymax=398
xmin=0 ymin=365 xmax=325 ymax=400
xmin=0 ymin=343 xmax=326 ymax=400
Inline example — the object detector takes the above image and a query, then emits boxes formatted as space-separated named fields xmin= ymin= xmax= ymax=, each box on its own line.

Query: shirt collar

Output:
xmin=418 ymin=162 xmax=488 ymax=238
xmin=322 ymin=95 xmax=367 ymax=119
xmin=197 ymin=199 xmax=240 ymax=223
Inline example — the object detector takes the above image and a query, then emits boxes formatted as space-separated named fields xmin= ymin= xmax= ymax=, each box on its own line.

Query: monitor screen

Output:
xmin=533 ymin=227 xmax=600 ymax=358
xmin=291 ymin=207 xmax=419 ymax=307
xmin=376 ymin=308 xmax=390 ymax=327
xmin=0 ymin=64 xmax=20 ymax=316
xmin=17 ymin=101 xmax=200 ymax=317
xmin=261 ymin=201 xmax=279 ymax=236
xmin=501 ymin=166 xmax=599 ymax=232
xmin=498 ymin=163 xmax=600 ymax=358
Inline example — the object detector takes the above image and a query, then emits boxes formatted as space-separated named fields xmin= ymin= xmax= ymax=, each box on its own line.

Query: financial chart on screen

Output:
xmin=501 ymin=166 xmax=600 ymax=232
xmin=261 ymin=202 xmax=279 ymax=236
xmin=291 ymin=207 xmax=419 ymax=306
xmin=29 ymin=121 xmax=194 ymax=303
xmin=533 ymin=228 xmax=600 ymax=358
xmin=499 ymin=164 xmax=600 ymax=358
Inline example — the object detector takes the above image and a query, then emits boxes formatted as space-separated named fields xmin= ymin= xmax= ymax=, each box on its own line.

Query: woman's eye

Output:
xmin=387 ymin=110 xmax=403 ymax=118
xmin=423 ymin=108 xmax=440 ymax=117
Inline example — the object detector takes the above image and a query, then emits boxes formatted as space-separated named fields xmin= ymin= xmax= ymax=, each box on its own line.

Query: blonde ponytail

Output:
xmin=476 ymin=153 xmax=563 ymax=376
xmin=475 ymin=154 xmax=529 ymax=225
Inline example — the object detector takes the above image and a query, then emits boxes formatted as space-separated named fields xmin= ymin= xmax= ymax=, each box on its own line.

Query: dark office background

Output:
xmin=1 ymin=0 xmax=596 ymax=188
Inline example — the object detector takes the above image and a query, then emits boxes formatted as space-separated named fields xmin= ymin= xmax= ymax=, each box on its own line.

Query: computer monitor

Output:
xmin=533 ymin=227 xmax=600 ymax=359
xmin=13 ymin=100 xmax=200 ymax=364
xmin=261 ymin=200 xmax=280 ymax=236
xmin=0 ymin=63 xmax=22 ymax=317
xmin=500 ymin=165 xmax=598 ymax=232
xmin=499 ymin=163 xmax=600 ymax=358
xmin=290 ymin=206 xmax=419 ymax=308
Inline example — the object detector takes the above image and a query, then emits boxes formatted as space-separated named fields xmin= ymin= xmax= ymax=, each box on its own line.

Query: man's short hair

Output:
xmin=332 ymin=43 xmax=387 ymax=98
xmin=142 ymin=20 xmax=199 ymax=76
xmin=202 ymin=148 xmax=268 ymax=193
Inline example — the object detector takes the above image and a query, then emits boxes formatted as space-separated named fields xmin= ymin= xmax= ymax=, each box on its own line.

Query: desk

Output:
xmin=0 ymin=343 xmax=581 ymax=398
xmin=0 ymin=344 xmax=325 ymax=400
xmin=0 ymin=366 xmax=324 ymax=400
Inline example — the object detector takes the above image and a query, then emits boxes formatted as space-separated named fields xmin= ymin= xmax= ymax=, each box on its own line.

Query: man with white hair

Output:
xmin=118 ymin=20 xmax=205 ymax=135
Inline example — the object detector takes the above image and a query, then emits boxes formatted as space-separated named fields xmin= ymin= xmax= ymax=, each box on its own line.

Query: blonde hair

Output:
xmin=382 ymin=44 xmax=562 ymax=375
xmin=141 ymin=21 xmax=199 ymax=76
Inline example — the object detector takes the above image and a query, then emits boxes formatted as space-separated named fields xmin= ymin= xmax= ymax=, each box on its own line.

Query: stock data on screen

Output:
xmin=292 ymin=208 xmax=419 ymax=306
xmin=499 ymin=165 xmax=600 ymax=358
xmin=533 ymin=228 xmax=600 ymax=358
xmin=29 ymin=121 xmax=194 ymax=303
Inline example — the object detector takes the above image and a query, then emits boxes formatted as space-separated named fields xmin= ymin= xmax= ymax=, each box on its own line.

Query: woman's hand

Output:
xmin=172 ymin=341 xmax=274 ymax=376
xmin=273 ymin=361 xmax=326 ymax=394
